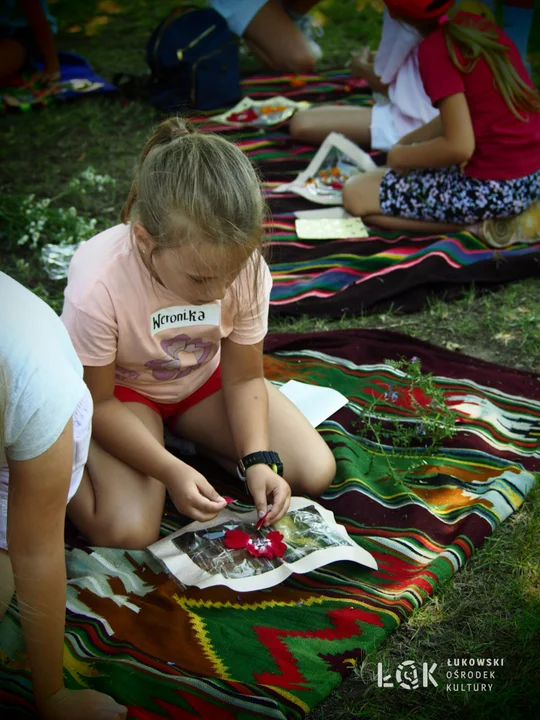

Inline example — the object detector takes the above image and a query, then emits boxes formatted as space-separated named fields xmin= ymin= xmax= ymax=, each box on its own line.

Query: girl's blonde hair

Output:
xmin=121 ymin=118 xmax=266 ymax=270
xmin=442 ymin=9 xmax=540 ymax=120
xmin=393 ymin=5 xmax=540 ymax=120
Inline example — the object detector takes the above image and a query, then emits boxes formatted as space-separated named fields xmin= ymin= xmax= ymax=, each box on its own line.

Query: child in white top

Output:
xmin=0 ymin=272 xmax=126 ymax=719
xmin=62 ymin=118 xmax=335 ymax=551
xmin=290 ymin=9 xmax=438 ymax=151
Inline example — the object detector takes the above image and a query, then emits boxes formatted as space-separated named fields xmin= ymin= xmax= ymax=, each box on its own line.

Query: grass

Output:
xmin=0 ymin=1 xmax=539 ymax=719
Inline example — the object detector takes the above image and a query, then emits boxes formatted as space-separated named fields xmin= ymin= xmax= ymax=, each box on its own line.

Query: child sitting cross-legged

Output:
xmin=342 ymin=0 xmax=540 ymax=235
xmin=61 ymin=118 xmax=336 ymax=551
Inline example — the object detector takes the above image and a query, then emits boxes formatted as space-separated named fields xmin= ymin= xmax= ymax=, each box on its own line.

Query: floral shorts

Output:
xmin=380 ymin=166 xmax=540 ymax=225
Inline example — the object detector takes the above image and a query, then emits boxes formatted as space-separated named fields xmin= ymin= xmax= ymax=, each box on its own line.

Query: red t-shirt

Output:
xmin=418 ymin=13 xmax=540 ymax=180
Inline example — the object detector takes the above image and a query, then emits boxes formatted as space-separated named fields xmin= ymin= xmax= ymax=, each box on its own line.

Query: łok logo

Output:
xmin=377 ymin=661 xmax=438 ymax=690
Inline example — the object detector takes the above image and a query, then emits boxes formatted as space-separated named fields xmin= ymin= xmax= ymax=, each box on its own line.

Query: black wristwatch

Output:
xmin=237 ymin=451 xmax=284 ymax=482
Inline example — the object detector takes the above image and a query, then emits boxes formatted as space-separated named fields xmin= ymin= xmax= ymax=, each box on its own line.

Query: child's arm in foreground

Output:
xmin=220 ymin=337 xmax=291 ymax=524
xmin=387 ymin=93 xmax=475 ymax=169
xmin=7 ymin=422 xmax=126 ymax=720
xmin=84 ymin=363 xmax=226 ymax=520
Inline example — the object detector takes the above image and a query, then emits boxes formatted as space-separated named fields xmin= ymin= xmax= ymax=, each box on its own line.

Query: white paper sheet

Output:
xmin=148 ymin=498 xmax=378 ymax=592
xmin=279 ymin=379 xmax=348 ymax=427
xmin=211 ymin=96 xmax=310 ymax=126
xmin=295 ymin=207 xmax=352 ymax=219
xmin=295 ymin=217 xmax=369 ymax=239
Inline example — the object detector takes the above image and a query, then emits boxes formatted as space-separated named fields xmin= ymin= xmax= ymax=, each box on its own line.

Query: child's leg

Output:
xmin=67 ymin=402 xmax=167 ymax=550
xmin=243 ymin=0 xmax=319 ymax=74
xmin=0 ymin=550 xmax=14 ymax=620
xmin=343 ymin=170 xmax=465 ymax=233
xmin=172 ymin=382 xmax=336 ymax=498
xmin=0 ymin=37 xmax=27 ymax=82
xmin=290 ymin=106 xmax=373 ymax=147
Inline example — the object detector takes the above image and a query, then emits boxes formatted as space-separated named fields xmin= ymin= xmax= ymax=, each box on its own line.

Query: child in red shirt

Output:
xmin=342 ymin=0 xmax=540 ymax=235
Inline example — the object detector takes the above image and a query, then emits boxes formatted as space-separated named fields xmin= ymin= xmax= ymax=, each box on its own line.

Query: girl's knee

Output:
xmin=281 ymin=47 xmax=317 ymax=75
xmin=290 ymin=445 xmax=336 ymax=498
xmin=84 ymin=517 xmax=161 ymax=550
xmin=344 ymin=170 xmax=385 ymax=217
xmin=289 ymin=110 xmax=313 ymax=140
xmin=342 ymin=176 xmax=366 ymax=216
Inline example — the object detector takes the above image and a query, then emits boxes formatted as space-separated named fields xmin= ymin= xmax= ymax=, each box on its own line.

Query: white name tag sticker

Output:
xmin=150 ymin=304 xmax=221 ymax=336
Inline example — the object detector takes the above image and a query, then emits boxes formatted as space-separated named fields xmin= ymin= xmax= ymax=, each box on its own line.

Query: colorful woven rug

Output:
xmin=193 ymin=71 xmax=540 ymax=317
xmin=1 ymin=330 xmax=538 ymax=718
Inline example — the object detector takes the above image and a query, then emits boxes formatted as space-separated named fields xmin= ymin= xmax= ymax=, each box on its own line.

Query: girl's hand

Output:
xmin=246 ymin=465 xmax=291 ymax=526
xmin=38 ymin=688 xmax=127 ymax=720
xmin=164 ymin=463 xmax=227 ymax=521
xmin=387 ymin=143 xmax=408 ymax=172
xmin=27 ymin=67 xmax=61 ymax=87
xmin=349 ymin=47 xmax=375 ymax=79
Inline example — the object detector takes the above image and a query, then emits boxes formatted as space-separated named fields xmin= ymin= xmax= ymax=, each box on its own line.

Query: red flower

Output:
xmin=265 ymin=531 xmax=287 ymax=557
xmin=223 ymin=529 xmax=287 ymax=559
xmin=228 ymin=108 xmax=258 ymax=123
xmin=223 ymin=529 xmax=250 ymax=549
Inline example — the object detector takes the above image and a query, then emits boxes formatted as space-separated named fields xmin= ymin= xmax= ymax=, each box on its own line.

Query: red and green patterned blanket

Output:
xmin=195 ymin=71 xmax=540 ymax=317
xmin=1 ymin=330 xmax=538 ymax=718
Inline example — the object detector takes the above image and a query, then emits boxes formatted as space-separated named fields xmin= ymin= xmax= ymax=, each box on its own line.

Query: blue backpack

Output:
xmin=146 ymin=6 xmax=241 ymax=112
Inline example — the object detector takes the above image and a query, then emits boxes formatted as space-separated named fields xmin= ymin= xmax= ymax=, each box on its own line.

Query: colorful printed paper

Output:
xmin=212 ymin=96 xmax=310 ymax=127
xmin=149 ymin=497 xmax=377 ymax=592
xmin=275 ymin=132 xmax=377 ymax=205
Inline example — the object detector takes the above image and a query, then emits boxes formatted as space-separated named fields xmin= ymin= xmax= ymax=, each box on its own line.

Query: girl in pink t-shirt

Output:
xmin=342 ymin=0 xmax=540 ymax=236
xmin=62 ymin=118 xmax=335 ymax=549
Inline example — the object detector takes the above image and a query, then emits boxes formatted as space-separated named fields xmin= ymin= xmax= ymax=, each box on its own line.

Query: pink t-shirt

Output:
xmin=418 ymin=13 xmax=540 ymax=180
xmin=61 ymin=224 xmax=273 ymax=404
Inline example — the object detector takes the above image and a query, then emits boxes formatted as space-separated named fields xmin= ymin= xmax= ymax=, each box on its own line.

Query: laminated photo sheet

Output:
xmin=275 ymin=132 xmax=377 ymax=205
xmin=149 ymin=497 xmax=378 ymax=592
xmin=211 ymin=96 xmax=310 ymax=127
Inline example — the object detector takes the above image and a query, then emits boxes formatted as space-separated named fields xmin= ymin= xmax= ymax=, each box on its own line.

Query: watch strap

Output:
xmin=237 ymin=450 xmax=284 ymax=481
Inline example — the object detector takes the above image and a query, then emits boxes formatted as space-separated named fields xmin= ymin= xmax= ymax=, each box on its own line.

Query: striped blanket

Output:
xmin=195 ymin=71 xmax=540 ymax=317
xmin=1 ymin=330 xmax=538 ymax=719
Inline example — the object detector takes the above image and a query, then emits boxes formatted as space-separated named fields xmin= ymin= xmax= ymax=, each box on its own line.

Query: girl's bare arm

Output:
xmin=84 ymin=363 xmax=180 ymax=482
xmin=388 ymin=93 xmax=475 ymax=169
xmin=7 ymin=421 xmax=73 ymax=708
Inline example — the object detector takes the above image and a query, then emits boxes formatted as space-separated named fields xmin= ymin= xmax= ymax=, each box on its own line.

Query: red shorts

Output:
xmin=114 ymin=366 xmax=221 ymax=424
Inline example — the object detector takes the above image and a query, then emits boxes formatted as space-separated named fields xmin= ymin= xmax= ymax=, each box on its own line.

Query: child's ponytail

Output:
xmin=121 ymin=118 xmax=194 ymax=224
xmin=121 ymin=116 xmax=265 ymax=275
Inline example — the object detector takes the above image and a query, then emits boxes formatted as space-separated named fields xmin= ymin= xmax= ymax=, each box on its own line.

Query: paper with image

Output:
xmin=275 ymin=132 xmax=377 ymax=205
xmin=211 ymin=96 xmax=310 ymax=127
xmin=149 ymin=497 xmax=377 ymax=592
